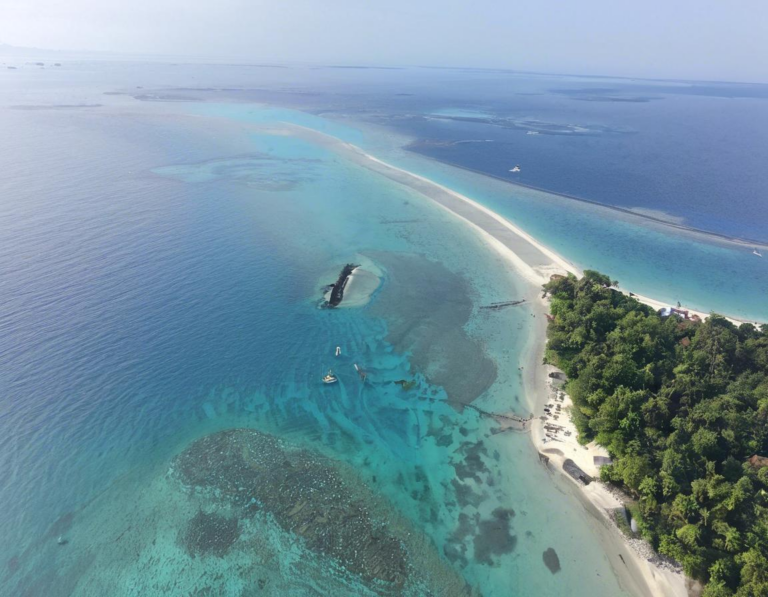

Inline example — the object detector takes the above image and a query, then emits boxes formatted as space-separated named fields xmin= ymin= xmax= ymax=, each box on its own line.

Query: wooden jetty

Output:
xmin=458 ymin=402 xmax=534 ymax=432
xmin=480 ymin=299 xmax=526 ymax=310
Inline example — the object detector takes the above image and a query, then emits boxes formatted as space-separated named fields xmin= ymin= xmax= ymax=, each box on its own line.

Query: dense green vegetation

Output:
xmin=543 ymin=271 xmax=768 ymax=596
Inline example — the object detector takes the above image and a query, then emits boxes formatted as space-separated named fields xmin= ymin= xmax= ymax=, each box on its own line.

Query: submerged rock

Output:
xmin=543 ymin=547 xmax=561 ymax=574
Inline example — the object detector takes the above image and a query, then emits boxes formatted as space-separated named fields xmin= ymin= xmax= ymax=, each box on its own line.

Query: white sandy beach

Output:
xmin=338 ymin=262 xmax=382 ymax=308
xmin=256 ymin=121 xmax=721 ymax=597
xmin=522 ymin=297 xmax=693 ymax=597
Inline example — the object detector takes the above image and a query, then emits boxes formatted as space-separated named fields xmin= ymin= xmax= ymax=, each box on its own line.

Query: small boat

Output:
xmin=753 ymin=249 xmax=763 ymax=257
xmin=322 ymin=369 xmax=338 ymax=384
xmin=510 ymin=165 xmax=521 ymax=173
xmin=335 ymin=346 xmax=341 ymax=357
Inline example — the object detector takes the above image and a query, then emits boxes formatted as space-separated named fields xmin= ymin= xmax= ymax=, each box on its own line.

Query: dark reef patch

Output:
xmin=543 ymin=547 xmax=561 ymax=574
xmin=180 ymin=510 xmax=240 ymax=557
xmin=444 ymin=512 xmax=478 ymax=567
xmin=451 ymin=478 xmax=485 ymax=508
xmin=172 ymin=429 xmax=410 ymax=589
xmin=443 ymin=512 xmax=480 ymax=567
xmin=369 ymin=252 xmax=497 ymax=404
xmin=45 ymin=512 xmax=75 ymax=539
xmin=5 ymin=555 xmax=20 ymax=577
xmin=473 ymin=507 xmax=517 ymax=565
xmin=453 ymin=441 xmax=489 ymax=482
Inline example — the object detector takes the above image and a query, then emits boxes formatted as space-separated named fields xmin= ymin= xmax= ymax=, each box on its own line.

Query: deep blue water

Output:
xmin=358 ymin=76 xmax=768 ymax=243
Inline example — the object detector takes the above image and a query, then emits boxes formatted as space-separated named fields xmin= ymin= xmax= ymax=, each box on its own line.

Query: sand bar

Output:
xmin=276 ymin=122 xmax=758 ymax=326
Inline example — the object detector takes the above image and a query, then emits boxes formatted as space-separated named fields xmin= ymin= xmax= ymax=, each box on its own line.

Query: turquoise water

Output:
xmin=1 ymin=101 xmax=631 ymax=595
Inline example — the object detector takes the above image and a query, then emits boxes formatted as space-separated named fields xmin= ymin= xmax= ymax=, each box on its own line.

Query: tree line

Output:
xmin=544 ymin=271 xmax=768 ymax=597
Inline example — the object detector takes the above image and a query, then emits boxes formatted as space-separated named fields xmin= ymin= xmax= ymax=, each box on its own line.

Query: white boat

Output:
xmin=322 ymin=369 xmax=338 ymax=384
xmin=753 ymin=249 xmax=763 ymax=257
xmin=510 ymin=165 xmax=521 ymax=173
xmin=335 ymin=346 xmax=341 ymax=356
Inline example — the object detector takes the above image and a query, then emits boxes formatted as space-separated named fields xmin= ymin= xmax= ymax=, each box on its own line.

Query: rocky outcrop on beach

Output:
xmin=325 ymin=263 xmax=359 ymax=307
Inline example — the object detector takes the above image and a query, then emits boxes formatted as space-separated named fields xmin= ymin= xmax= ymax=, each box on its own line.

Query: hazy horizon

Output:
xmin=2 ymin=44 xmax=767 ymax=89
xmin=1 ymin=0 xmax=767 ymax=84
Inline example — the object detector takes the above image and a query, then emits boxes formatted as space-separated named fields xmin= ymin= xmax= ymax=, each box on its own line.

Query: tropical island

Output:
xmin=543 ymin=270 xmax=768 ymax=597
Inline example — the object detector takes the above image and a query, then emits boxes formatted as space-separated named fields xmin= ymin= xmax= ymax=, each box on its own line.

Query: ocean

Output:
xmin=1 ymin=60 xmax=766 ymax=596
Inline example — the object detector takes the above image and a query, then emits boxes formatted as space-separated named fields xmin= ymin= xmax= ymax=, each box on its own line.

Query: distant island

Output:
xmin=0 ymin=42 xmax=56 ymax=55
xmin=544 ymin=271 xmax=768 ymax=597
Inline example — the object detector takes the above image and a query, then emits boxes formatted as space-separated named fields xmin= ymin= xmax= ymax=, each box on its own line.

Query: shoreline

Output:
xmin=248 ymin=120 xmax=714 ymax=596
xmin=402 ymin=147 xmax=768 ymax=251
xmin=523 ymin=294 xmax=692 ymax=597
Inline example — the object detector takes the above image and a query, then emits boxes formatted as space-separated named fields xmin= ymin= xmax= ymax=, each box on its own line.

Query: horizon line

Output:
xmin=2 ymin=42 xmax=767 ymax=87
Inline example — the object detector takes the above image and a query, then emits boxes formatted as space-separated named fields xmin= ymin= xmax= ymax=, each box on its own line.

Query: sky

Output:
xmin=1 ymin=0 xmax=767 ymax=83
